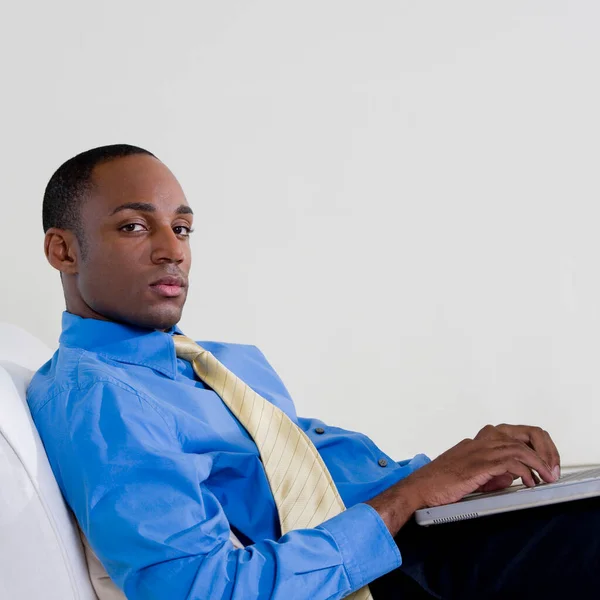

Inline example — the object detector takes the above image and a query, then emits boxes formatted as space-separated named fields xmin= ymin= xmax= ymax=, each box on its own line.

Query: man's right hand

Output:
xmin=365 ymin=426 xmax=559 ymax=536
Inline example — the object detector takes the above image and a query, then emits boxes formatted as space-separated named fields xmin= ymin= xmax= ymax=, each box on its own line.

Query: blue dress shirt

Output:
xmin=27 ymin=312 xmax=430 ymax=599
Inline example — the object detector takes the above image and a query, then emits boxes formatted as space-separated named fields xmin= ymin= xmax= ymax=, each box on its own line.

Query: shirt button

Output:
xmin=378 ymin=458 xmax=388 ymax=467
xmin=314 ymin=427 xmax=325 ymax=435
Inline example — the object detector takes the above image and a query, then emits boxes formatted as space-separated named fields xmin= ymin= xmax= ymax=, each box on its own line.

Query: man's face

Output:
xmin=75 ymin=154 xmax=193 ymax=330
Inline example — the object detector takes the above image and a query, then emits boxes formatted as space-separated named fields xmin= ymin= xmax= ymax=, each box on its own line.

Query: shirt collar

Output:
xmin=59 ymin=311 xmax=184 ymax=379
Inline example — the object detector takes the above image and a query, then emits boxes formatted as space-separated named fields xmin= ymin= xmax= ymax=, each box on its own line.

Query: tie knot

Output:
xmin=173 ymin=335 xmax=205 ymax=362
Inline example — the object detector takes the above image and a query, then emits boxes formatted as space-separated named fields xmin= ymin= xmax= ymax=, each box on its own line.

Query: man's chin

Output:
xmin=142 ymin=306 xmax=184 ymax=331
xmin=107 ymin=304 xmax=184 ymax=332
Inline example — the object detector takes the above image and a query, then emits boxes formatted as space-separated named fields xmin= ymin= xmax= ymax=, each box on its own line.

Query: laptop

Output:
xmin=415 ymin=466 xmax=600 ymax=526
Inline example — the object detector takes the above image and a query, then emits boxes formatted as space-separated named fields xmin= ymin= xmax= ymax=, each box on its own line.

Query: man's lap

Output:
xmin=371 ymin=496 xmax=600 ymax=599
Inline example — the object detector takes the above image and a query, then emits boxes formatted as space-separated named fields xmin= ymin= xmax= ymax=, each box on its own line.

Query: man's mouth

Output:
xmin=149 ymin=276 xmax=187 ymax=298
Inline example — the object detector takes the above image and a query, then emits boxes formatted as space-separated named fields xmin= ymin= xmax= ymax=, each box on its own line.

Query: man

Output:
xmin=28 ymin=144 xmax=599 ymax=599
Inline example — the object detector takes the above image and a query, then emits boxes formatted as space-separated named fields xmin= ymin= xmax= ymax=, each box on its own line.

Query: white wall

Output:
xmin=2 ymin=1 xmax=600 ymax=465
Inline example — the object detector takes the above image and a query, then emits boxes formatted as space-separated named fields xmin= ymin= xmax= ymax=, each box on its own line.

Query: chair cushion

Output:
xmin=0 ymin=323 xmax=97 ymax=600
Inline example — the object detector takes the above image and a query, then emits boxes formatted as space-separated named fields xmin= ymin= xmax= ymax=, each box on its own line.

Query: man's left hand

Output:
xmin=473 ymin=423 xmax=561 ymax=493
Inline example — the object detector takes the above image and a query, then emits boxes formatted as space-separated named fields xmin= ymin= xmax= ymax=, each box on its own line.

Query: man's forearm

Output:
xmin=365 ymin=479 xmax=423 ymax=536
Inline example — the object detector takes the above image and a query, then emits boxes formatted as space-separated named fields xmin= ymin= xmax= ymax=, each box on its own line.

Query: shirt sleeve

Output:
xmin=55 ymin=380 xmax=401 ymax=600
xmin=297 ymin=416 xmax=431 ymax=507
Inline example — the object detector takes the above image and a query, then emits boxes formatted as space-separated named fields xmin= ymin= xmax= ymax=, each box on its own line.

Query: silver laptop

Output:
xmin=415 ymin=466 xmax=600 ymax=526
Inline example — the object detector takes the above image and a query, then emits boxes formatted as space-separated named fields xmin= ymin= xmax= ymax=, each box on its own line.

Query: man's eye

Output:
xmin=120 ymin=223 xmax=146 ymax=233
xmin=173 ymin=225 xmax=194 ymax=237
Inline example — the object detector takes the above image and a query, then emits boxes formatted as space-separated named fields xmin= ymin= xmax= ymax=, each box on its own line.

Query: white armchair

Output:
xmin=0 ymin=323 xmax=244 ymax=600
xmin=0 ymin=323 xmax=98 ymax=599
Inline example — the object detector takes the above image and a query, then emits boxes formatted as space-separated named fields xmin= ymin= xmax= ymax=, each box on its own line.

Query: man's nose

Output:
xmin=150 ymin=225 xmax=186 ymax=264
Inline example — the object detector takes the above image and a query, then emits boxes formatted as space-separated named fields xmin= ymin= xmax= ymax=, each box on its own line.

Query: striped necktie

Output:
xmin=174 ymin=335 xmax=372 ymax=599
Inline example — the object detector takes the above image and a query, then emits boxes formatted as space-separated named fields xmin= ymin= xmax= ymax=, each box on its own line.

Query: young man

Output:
xmin=28 ymin=144 xmax=599 ymax=599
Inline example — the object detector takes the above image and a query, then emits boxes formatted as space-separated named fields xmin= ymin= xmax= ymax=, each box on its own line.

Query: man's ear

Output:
xmin=44 ymin=228 xmax=81 ymax=275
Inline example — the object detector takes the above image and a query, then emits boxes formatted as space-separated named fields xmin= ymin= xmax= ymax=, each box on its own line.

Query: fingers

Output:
xmin=486 ymin=439 xmax=556 ymax=484
xmin=477 ymin=473 xmax=514 ymax=493
xmin=505 ymin=459 xmax=538 ymax=487
xmin=496 ymin=424 xmax=561 ymax=475
xmin=529 ymin=427 xmax=560 ymax=477
xmin=527 ymin=426 xmax=561 ymax=475
xmin=474 ymin=424 xmax=498 ymax=441
xmin=477 ymin=468 xmax=542 ymax=494
xmin=483 ymin=452 xmax=536 ymax=487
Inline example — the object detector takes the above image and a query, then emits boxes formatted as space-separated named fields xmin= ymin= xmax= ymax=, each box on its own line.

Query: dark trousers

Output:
xmin=370 ymin=497 xmax=600 ymax=599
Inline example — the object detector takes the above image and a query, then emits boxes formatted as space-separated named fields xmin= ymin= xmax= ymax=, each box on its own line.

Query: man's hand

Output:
xmin=366 ymin=424 xmax=561 ymax=536
xmin=473 ymin=424 xmax=561 ymax=492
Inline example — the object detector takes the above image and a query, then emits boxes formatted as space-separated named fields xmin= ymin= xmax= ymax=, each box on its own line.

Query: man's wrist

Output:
xmin=365 ymin=478 xmax=424 ymax=536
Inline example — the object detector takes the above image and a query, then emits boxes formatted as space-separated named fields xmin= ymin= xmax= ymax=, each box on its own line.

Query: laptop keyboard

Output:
xmin=537 ymin=466 xmax=600 ymax=489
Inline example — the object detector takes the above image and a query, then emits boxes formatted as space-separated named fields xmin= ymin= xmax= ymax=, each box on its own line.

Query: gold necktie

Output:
xmin=174 ymin=335 xmax=372 ymax=599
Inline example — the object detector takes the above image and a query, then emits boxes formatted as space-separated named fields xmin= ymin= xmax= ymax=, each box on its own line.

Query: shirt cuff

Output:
xmin=397 ymin=453 xmax=431 ymax=469
xmin=317 ymin=503 xmax=401 ymax=591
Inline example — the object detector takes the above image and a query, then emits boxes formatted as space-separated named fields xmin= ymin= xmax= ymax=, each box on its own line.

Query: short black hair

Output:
xmin=42 ymin=144 xmax=156 ymax=240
